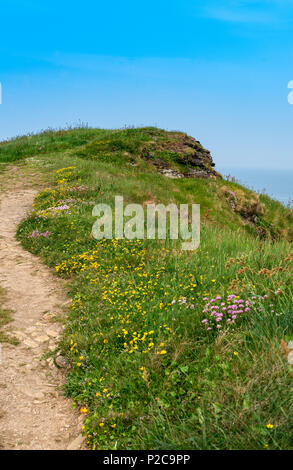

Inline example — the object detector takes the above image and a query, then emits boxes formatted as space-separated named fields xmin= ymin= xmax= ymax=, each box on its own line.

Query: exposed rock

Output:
xmin=55 ymin=355 xmax=70 ymax=369
xmin=46 ymin=328 xmax=59 ymax=338
xmin=26 ymin=326 xmax=38 ymax=333
xmin=67 ymin=434 xmax=85 ymax=450
xmin=158 ymin=169 xmax=184 ymax=179
xmin=43 ymin=312 xmax=56 ymax=320
xmin=48 ymin=341 xmax=56 ymax=351
xmin=184 ymin=169 xmax=212 ymax=179
xmin=23 ymin=339 xmax=39 ymax=348
xmin=142 ymin=131 xmax=221 ymax=180
xmin=288 ymin=341 xmax=293 ymax=350
xmin=35 ymin=335 xmax=49 ymax=343
xmin=32 ymin=392 xmax=45 ymax=401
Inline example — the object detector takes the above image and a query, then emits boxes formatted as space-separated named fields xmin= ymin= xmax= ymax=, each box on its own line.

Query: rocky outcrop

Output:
xmin=141 ymin=131 xmax=221 ymax=179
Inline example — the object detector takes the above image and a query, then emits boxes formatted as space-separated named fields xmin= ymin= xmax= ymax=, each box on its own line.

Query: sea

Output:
xmin=218 ymin=168 xmax=293 ymax=208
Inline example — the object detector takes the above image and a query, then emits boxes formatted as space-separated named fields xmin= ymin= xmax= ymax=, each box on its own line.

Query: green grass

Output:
xmin=1 ymin=126 xmax=292 ymax=449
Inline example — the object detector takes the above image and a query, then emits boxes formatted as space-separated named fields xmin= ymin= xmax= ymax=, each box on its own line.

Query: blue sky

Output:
xmin=1 ymin=0 xmax=293 ymax=169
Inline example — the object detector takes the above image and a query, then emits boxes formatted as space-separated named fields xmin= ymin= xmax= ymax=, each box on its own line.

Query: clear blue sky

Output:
xmin=1 ymin=0 xmax=293 ymax=169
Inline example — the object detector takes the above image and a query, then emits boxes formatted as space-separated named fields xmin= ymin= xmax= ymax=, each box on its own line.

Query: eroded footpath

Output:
xmin=0 ymin=167 xmax=84 ymax=450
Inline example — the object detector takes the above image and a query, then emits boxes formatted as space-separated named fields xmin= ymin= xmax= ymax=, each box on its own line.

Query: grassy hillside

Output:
xmin=1 ymin=127 xmax=293 ymax=450
xmin=1 ymin=127 xmax=292 ymax=240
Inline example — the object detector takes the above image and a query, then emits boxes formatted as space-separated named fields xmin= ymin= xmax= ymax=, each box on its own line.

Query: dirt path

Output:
xmin=0 ymin=168 xmax=85 ymax=450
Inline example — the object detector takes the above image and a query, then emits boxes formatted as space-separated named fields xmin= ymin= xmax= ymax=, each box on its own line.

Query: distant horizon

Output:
xmin=218 ymin=166 xmax=293 ymax=205
xmin=218 ymin=166 xmax=293 ymax=171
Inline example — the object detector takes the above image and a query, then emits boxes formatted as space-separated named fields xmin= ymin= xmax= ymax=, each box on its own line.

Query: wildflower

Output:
xmin=228 ymin=190 xmax=237 ymax=200
xmin=158 ymin=350 xmax=167 ymax=355
xmin=99 ymin=422 xmax=105 ymax=427
xmin=80 ymin=408 xmax=88 ymax=414
xmin=266 ymin=423 xmax=274 ymax=429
